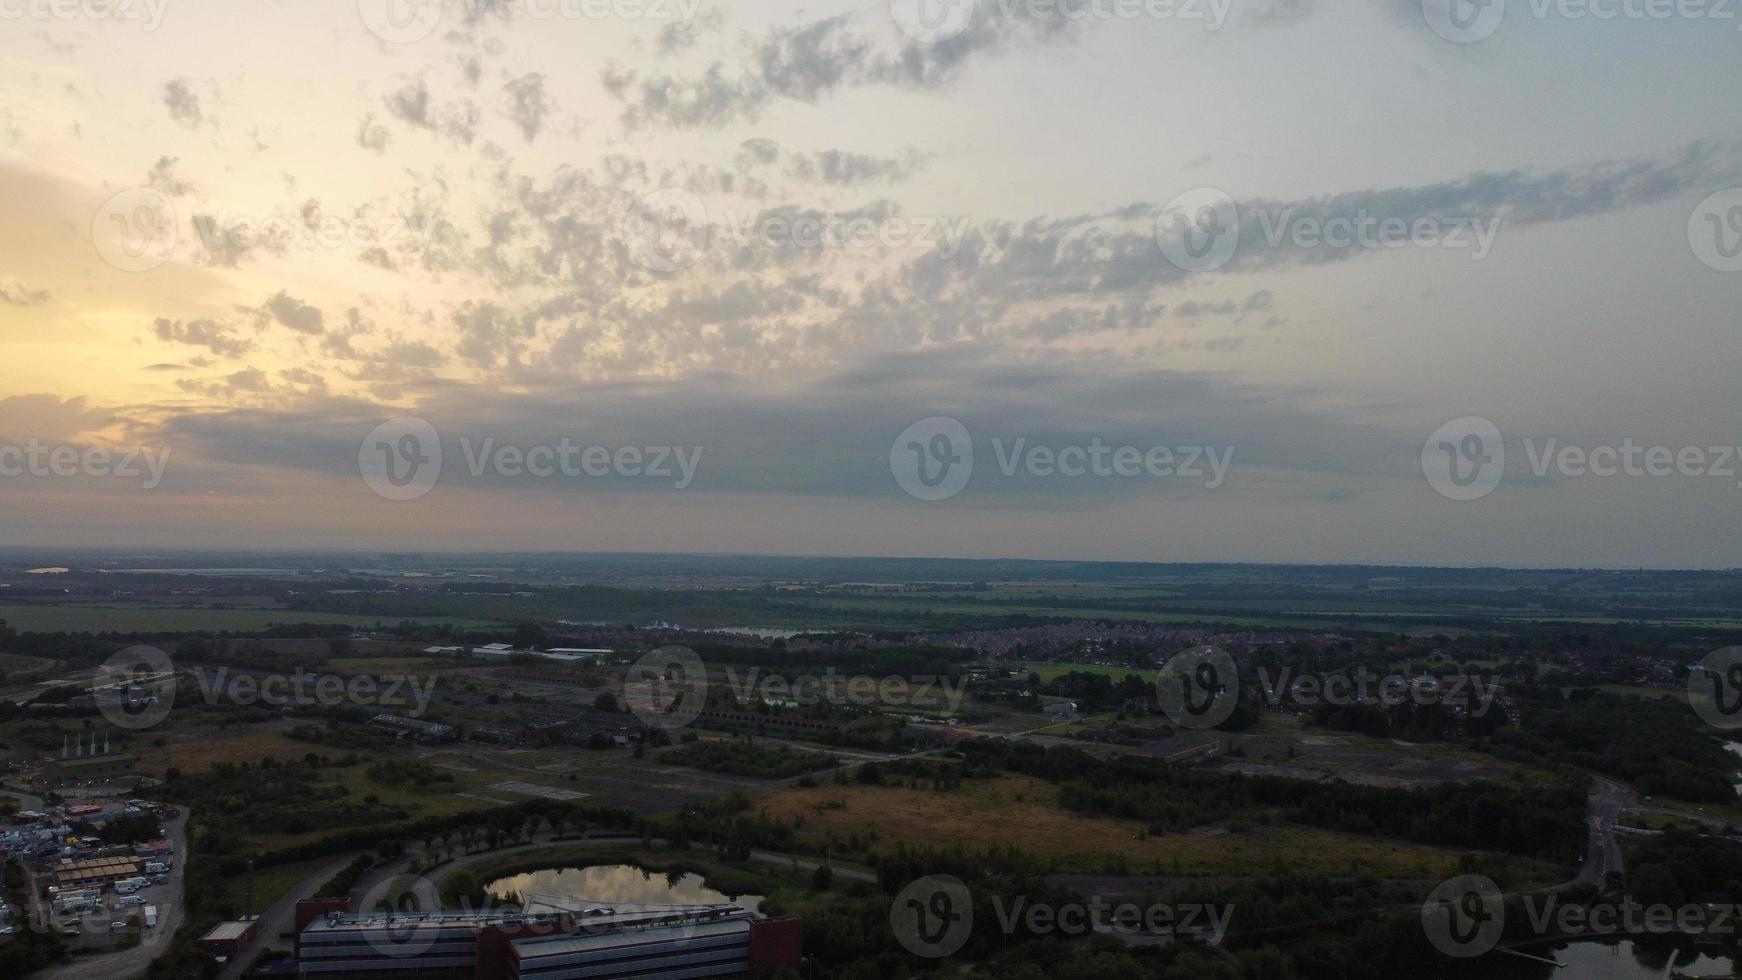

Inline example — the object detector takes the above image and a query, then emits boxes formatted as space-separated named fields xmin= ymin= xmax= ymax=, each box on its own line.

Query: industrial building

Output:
xmin=52 ymin=855 xmax=142 ymax=889
xmin=290 ymin=896 xmax=801 ymax=979
xmin=199 ymin=917 xmax=261 ymax=960
xmin=368 ymin=713 xmax=459 ymax=743
xmin=41 ymin=731 xmax=137 ymax=787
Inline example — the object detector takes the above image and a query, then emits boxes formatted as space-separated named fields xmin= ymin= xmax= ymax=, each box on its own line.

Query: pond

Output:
xmin=1492 ymin=938 xmax=1736 ymax=979
xmin=485 ymin=864 xmax=764 ymax=915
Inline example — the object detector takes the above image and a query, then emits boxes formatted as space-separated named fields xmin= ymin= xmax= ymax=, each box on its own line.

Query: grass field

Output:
xmin=251 ymin=855 xmax=341 ymax=911
xmin=325 ymin=656 xmax=449 ymax=676
xmin=1014 ymin=662 xmax=1155 ymax=683
xmin=134 ymin=728 xmax=312 ymax=776
xmin=757 ymin=775 xmax=1468 ymax=878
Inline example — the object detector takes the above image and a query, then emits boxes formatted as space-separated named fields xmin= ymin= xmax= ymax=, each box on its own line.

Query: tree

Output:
xmin=443 ymin=869 xmax=486 ymax=909
xmin=512 ymin=623 xmax=546 ymax=650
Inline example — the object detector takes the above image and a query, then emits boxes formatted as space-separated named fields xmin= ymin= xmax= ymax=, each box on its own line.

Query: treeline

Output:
xmin=1626 ymin=828 xmax=1742 ymax=906
xmin=1480 ymin=687 xmax=1737 ymax=802
xmin=958 ymin=740 xmax=1586 ymax=861
xmin=1305 ymin=699 xmax=1509 ymax=740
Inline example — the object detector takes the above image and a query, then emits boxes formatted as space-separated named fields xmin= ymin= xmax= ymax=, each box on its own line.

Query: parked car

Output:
xmin=109 ymin=921 xmax=129 ymax=931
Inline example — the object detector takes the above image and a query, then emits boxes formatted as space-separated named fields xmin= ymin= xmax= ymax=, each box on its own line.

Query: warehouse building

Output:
xmin=198 ymin=917 xmax=261 ymax=960
xmin=291 ymin=897 xmax=801 ymax=979
xmin=53 ymin=855 xmax=142 ymax=889
xmin=368 ymin=713 xmax=459 ymax=743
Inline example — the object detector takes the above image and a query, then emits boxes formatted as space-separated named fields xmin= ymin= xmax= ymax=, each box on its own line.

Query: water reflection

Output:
xmin=486 ymin=864 xmax=763 ymax=915
xmin=1474 ymin=938 xmax=1736 ymax=979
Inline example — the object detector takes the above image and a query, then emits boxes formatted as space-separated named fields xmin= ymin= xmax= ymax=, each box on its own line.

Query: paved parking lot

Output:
xmin=28 ymin=806 xmax=189 ymax=980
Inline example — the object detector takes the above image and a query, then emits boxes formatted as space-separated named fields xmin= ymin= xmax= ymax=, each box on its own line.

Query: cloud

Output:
xmin=149 ymin=344 xmax=1406 ymax=507
xmin=0 ymin=393 xmax=115 ymax=443
xmin=153 ymin=318 xmax=253 ymax=358
xmin=146 ymin=157 xmax=193 ymax=196
xmin=502 ymin=73 xmax=554 ymax=142
xmin=605 ymin=8 xmax=1068 ymax=130
xmin=787 ymin=148 xmax=927 ymax=186
xmin=255 ymin=291 xmax=325 ymax=335
xmin=176 ymin=368 xmax=272 ymax=399
xmin=0 ymin=279 xmax=51 ymax=306
xmin=162 ymin=78 xmax=204 ymax=128
xmin=356 ymin=114 xmax=391 ymax=153
xmin=384 ymin=79 xmax=481 ymax=145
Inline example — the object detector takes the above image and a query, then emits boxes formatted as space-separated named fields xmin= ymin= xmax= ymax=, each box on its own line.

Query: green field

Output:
xmin=0 ymin=603 xmax=504 ymax=632
xmin=1014 ymin=661 xmax=1156 ymax=683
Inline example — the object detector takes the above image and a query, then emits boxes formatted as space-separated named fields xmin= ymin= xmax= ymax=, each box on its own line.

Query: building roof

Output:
xmin=512 ymin=915 xmax=751 ymax=960
xmin=201 ymin=919 xmax=257 ymax=942
xmin=55 ymin=857 xmax=140 ymax=879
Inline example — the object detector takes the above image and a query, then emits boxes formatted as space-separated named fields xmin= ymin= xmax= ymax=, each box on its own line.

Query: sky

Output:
xmin=0 ymin=0 xmax=1738 ymax=566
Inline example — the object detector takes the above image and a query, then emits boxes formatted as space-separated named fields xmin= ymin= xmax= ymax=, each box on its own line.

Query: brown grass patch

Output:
xmin=758 ymin=775 xmax=1463 ymax=878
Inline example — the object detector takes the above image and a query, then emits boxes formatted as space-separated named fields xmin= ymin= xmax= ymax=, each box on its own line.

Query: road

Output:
xmin=212 ymin=854 xmax=358 ymax=980
xmin=1562 ymin=776 xmax=1630 ymax=891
